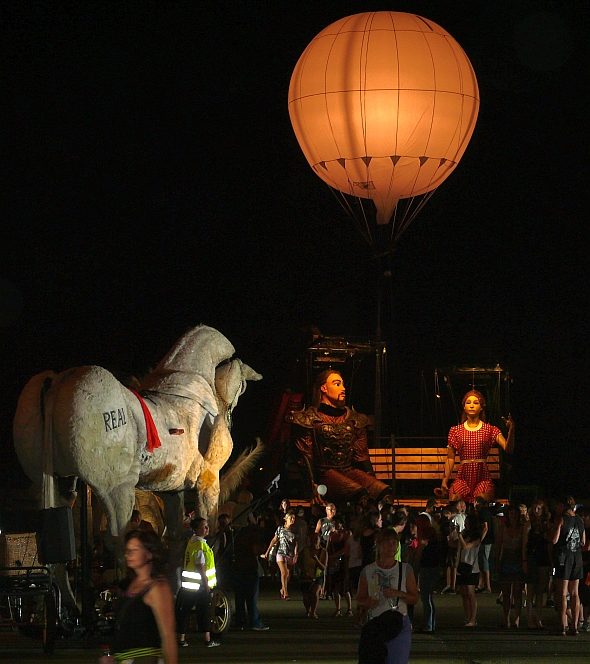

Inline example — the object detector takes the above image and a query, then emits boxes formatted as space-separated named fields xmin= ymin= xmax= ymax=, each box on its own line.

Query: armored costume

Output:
xmin=288 ymin=404 xmax=393 ymax=503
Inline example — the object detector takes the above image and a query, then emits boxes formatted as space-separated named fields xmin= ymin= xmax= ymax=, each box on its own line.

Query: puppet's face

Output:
xmin=463 ymin=395 xmax=482 ymax=418
xmin=321 ymin=373 xmax=346 ymax=406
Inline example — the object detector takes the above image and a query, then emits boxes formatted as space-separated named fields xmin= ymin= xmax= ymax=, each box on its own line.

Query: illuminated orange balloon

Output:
xmin=289 ymin=12 xmax=480 ymax=226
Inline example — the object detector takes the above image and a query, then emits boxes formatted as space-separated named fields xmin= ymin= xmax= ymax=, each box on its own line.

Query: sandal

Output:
xmin=346 ymin=609 xmax=354 ymax=617
xmin=567 ymin=628 xmax=579 ymax=636
xmin=332 ymin=610 xmax=342 ymax=617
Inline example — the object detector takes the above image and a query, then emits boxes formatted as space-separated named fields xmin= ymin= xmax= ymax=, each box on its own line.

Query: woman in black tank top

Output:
xmin=112 ymin=529 xmax=178 ymax=663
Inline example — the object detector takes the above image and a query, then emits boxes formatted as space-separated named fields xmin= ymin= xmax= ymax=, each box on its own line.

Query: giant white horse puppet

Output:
xmin=13 ymin=325 xmax=262 ymax=541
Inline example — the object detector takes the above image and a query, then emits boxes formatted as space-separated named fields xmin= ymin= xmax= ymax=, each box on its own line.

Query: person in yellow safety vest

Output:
xmin=175 ymin=518 xmax=220 ymax=648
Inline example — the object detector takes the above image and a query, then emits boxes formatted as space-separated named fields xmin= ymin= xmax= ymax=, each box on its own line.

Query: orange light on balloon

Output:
xmin=289 ymin=12 xmax=480 ymax=229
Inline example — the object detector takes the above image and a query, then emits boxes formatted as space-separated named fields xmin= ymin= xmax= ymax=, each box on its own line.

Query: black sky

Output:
xmin=2 ymin=1 xmax=589 ymax=494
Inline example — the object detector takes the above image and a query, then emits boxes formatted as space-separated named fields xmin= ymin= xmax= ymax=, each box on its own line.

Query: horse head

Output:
xmin=215 ymin=359 xmax=262 ymax=423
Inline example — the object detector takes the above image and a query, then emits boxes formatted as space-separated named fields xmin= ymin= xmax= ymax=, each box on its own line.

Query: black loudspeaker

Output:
xmin=39 ymin=507 xmax=76 ymax=563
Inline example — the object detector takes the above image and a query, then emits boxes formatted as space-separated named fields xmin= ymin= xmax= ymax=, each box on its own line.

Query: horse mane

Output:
xmin=151 ymin=325 xmax=235 ymax=390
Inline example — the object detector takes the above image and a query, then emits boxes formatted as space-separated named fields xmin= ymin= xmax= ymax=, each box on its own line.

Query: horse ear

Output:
xmin=240 ymin=361 xmax=262 ymax=382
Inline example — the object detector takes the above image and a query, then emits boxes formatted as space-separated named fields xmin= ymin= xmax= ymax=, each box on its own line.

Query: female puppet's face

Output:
xmin=464 ymin=395 xmax=483 ymax=418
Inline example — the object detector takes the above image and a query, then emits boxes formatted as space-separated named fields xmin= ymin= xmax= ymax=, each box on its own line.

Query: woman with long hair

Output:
xmin=456 ymin=514 xmax=482 ymax=627
xmin=262 ymin=510 xmax=298 ymax=600
xmin=438 ymin=390 xmax=514 ymax=503
xmin=356 ymin=510 xmax=382 ymax=569
xmin=496 ymin=505 xmax=527 ymax=628
xmin=112 ymin=530 xmax=177 ymax=664
xmin=524 ymin=499 xmax=551 ymax=629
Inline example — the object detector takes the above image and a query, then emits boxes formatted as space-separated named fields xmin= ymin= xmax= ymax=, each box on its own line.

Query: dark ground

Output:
xmin=1 ymin=582 xmax=588 ymax=663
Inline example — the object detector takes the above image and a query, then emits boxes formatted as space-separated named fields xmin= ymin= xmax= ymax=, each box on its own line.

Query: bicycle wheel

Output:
xmin=210 ymin=587 xmax=231 ymax=634
xmin=42 ymin=592 xmax=58 ymax=654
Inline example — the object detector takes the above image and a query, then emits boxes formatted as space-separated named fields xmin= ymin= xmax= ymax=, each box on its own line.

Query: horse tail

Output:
xmin=218 ymin=438 xmax=265 ymax=505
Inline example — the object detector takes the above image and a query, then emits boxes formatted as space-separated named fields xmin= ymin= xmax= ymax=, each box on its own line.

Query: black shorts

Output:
xmin=553 ymin=551 xmax=584 ymax=581
xmin=456 ymin=572 xmax=479 ymax=587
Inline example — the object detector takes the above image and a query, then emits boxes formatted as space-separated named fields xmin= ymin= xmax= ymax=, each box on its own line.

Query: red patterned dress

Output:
xmin=448 ymin=421 xmax=501 ymax=502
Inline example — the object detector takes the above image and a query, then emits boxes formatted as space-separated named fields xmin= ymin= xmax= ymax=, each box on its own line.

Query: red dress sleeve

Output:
xmin=448 ymin=425 xmax=460 ymax=452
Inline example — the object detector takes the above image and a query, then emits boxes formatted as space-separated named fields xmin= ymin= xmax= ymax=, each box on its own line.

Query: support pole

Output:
xmin=79 ymin=481 xmax=93 ymax=625
xmin=374 ymin=343 xmax=382 ymax=448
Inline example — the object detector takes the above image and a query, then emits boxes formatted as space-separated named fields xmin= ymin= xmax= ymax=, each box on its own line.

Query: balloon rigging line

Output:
xmin=329 ymin=187 xmax=372 ymax=245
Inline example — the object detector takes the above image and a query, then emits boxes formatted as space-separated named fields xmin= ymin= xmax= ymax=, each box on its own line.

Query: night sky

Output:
xmin=2 ymin=1 xmax=589 ymax=495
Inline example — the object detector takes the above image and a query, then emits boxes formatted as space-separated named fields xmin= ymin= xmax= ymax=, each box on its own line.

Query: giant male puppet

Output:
xmin=287 ymin=370 xmax=393 ymax=503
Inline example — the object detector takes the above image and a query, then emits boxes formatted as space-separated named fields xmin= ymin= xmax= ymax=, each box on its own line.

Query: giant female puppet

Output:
xmin=287 ymin=370 xmax=393 ymax=503
xmin=438 ymin=390 xmax=515 ymax=503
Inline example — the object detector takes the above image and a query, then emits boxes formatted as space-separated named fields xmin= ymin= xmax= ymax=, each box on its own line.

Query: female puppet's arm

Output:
xmin=441 ymin=447 xmax=455 ymax=492
xmin=496 ymin=414 xmax=515 ymax=454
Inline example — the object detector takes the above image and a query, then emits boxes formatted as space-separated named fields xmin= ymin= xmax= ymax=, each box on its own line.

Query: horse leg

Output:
xmin=156 ymin=490 xmax=185 ymax=591
xmin=95 ymin=480 xmax=136 ymax=569
xmin=196 ymin=473 xmax=220 ymax=524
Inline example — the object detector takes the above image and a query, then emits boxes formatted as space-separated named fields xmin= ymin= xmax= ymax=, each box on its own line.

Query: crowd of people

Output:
xmin=102 ymin=379 xmax=588 ymax=664
xmin=260 ymin=493 xmax=589 ymax=660
xmin=105 ymin=490 xmax=590 ymax=664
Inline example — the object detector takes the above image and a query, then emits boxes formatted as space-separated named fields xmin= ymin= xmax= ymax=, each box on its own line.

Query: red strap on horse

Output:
xmin=128 ymin=389 xmax=162 ymax=452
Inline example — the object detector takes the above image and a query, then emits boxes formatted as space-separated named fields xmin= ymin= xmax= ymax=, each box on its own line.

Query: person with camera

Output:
xmin=356 ymin=528 xmax=418 ymax=664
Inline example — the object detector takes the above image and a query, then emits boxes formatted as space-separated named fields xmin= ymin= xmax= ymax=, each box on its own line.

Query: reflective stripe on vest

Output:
xmin=181 ymin=566 xmax=217 ymax=590
xmin=181 ymin=538 xmax=217 ymax=590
